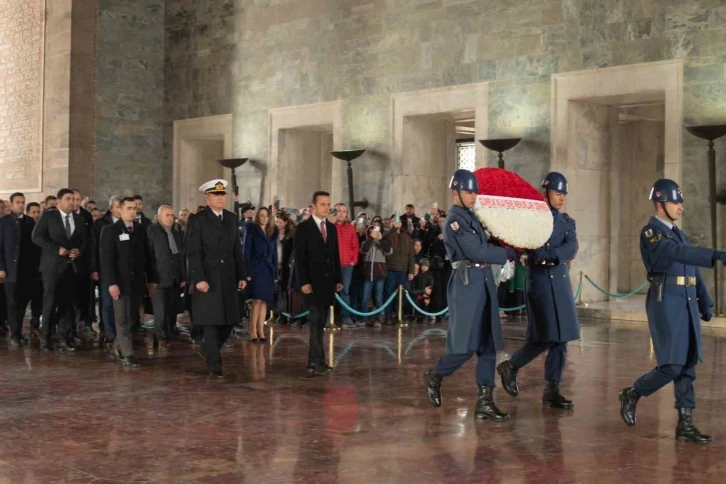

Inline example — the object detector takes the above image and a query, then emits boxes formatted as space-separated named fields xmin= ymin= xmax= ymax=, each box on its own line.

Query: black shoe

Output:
xmin=57 ymin=340 xmax=76 ymax=353
xmin=10 ymin=336 xmax=23 ymax=348
xmin=306 ymin=364 xmax=333 ymax=376
xmin=497 ymin=360 xmax=519 ymax=397
xmin=20 ymin=335 xmax=29 ymax=345
xmin=475 ymin=385 xmax=509 ymax=421
xmin=542 ymin=381 xmax=574 ymax=409
xmin=120 ymin=356 xmax=141 ymax=368
xmin=676 ymin=408 xmax=711 ymax=443
xmin=209 ymin=369 xmax=225 ymax=378
xmin=619 ymin=387 xmax=640 ymax=427
xmin=41 ymin=339 xmax=53 ymax=352
xmin=259 ymin=337 xmax=267 ymax=342
xmin=423 ymin=369 xmax=443 ymax=407
xmin=249 ymin=338 xmax=259 ymax=343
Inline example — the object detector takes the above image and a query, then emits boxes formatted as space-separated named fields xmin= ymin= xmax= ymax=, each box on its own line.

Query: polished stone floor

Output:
xmin=1 ymin=318 xmax=726 ymax=483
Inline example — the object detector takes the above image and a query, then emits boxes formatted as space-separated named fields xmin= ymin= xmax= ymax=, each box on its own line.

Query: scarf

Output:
xmin=164 ymin=225 xmax=179 ymax=255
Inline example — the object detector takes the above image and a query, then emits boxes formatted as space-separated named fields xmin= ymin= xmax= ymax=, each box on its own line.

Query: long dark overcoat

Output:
xmin=243 ymin=221 xmax=279 ymax=303
xmin=525 ymin=210 xmax=580 ymax=343
xmin=185 ymin=207 xmax=247 ymax=326
xmin=641 ymin=216 xmax=715 ymax=365
xmin=294 ymin=217 xmax=342 ymax=307
xmin=443 ymin=205 xmax=508 ymax=354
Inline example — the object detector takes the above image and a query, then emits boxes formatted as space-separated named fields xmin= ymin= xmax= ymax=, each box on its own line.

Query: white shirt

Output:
xmin=656 ymin=216 xmax=674 ymax=230
xmin=312 ymin=214 xmax=326 ymax=235
xmin=57 ymin=208 xmax=75 ymax=235
xmin=211 ymin=208 xmax=223 ymax=220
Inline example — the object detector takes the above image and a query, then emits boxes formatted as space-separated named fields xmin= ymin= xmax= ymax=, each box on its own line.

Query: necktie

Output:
xmin=127 ymin=225 xmax=134 ymax=234
xmin=219 ymin=214 xmax=223 ymax=222
xmin=320 ymin=221 xmax=327 ymax=243
xmin=64 ymin=215 xmax=72 ymax=238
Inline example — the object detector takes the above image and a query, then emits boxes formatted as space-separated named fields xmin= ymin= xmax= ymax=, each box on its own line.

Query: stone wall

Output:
xmin=95 ymin=0 xmax=165 ymax=212
xmin=164 ymin=0 xmax=726 ymax=218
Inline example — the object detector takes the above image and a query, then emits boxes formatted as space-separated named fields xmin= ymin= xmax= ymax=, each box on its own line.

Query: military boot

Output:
xmin=676 ymin=408 xmax=711 ymax=444
xmin=474 ymin=386 xmax=509 ymax=421
xmin=423 ymin=369 xmax=443 ymax=407
xmin=497 ymin=360 xmax=519 ymax=397
xmin=619 ymin=387 xmax=640 ymax=427
xmin=542 ymin=381 xmax=574 ymax=409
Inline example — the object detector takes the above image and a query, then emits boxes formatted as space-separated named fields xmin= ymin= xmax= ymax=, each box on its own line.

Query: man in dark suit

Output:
xmin=133 ymin=195 xmax=153 ymax=231
xmin=147 ymin=205 xmax=186 ymax=349
xmin=0 ymin=193 xmax=40 ymax=346
xmin=71 ymin=189 xmax=94 ymax=337
xmin=294 ymin=190 xmax=343 ymax=376
xmin=186 ymin=179 xmax=247 ymax=378
xmin=100 ymin=197 xmax=154 ymax=368
xmin=25 ymin=202 xmax=43 ymax=331
xmin=89 ymin=195 xmax=122 ymax=345
xmin=31 ymin=188 xmax=87 ymax=352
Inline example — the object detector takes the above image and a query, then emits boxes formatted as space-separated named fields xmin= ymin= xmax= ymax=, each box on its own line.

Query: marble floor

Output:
xmin=1 ymin=319 xmax=726 ymax=483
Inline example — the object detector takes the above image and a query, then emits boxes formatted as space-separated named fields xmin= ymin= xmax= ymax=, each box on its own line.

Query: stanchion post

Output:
xmin=576 ymin=272 xmax=587 ymax=307
xmin=265 ymin=310 xmax=274 ymax=326
xmin=324 ymin=305 xmax=340 ymax=332
xmin=397 ymin=285 xmax=408 ymax=328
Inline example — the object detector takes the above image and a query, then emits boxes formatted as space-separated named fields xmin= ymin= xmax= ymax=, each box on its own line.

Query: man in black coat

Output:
xmin=72 ymin=189 xmax=94 ymax=336
xmin=100 ymin=197 xmax=154 ymax=368
xmin=0 ymin=193 xmax=40 ymax=346
xmin=31 ymin=188 xmax=87 ymax=352
xmin=294 ymin=190 xmax=343 ymax=376
xmin=25 ymin=202 xmax=43 ymax=331
xmin=186 ymin=179 xmax=247 ymax=378
xmin=147 ymin=205 xmax=186 ymax=348
xmin=89 ymin=195 xmax=122 ymax=345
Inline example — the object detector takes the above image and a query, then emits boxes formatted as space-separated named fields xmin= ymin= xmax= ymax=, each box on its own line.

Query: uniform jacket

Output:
xmin=294 ymin=217 xmax=342 ymax=307
xmin=641 ymin=216 xmax=715 ymax=365
xmin=525 ymin=210 xmax=580 ymax=343
xmin=147 ymin=222 xmax=186 ymax=288
xmin=31 ymin=209 xmax=87 ymax=275
xmin=443 ymin=204 xmax=508 ymax=354
xmin=185 ymin=208 xmax=247 ymax=326
xmin=0 ymin=214 xmax=39 ymax=283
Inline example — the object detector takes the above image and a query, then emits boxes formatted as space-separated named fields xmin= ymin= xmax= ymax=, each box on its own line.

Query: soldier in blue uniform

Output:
xmin=497 ymin=172 xmax=579 ymax=409
xmin=619 ymin=179 xmax=725 ymax=444
xmin=423 ymin=169 xmax=516 ymax=421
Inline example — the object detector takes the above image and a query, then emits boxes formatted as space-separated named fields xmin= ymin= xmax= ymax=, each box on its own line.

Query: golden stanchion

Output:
xmin=397 ymin=326 xmax=402 ymax=364
xmin=265 ymin=310 xmax=274 ymax=325
xmin=397 ymin=285 xmax=409 ymax=328
xmin=324 ymin=305 xmax=340 ymax=332
xmin=576 ymin=271 xmax=587 ymax=307
xmin=269 ymin=325 xmax=275 ymax=362
xmin=328 ymin=330 xmax=335 ymax=368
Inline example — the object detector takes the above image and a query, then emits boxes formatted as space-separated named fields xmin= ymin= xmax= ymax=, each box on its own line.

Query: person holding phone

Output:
xmin=333 ymin=203 xmax=359 ymax=328
xmin=360 ymin=225 xmax=392 ymax=327
xmin=382 ymin=213 xmax=415 ymax=324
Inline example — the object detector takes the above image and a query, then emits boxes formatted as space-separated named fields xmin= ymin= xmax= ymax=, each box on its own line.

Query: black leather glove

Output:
xmin=702 ymin=310 xmax=713 ymax=322
xmin=505 ymin=247 xmax=517 ymax=261
xmin=715 ymin=251 xmax=726 ymax=265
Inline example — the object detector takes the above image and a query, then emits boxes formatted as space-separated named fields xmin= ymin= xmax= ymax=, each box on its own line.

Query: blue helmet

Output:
xmin=449 ymin=169 xmax=478 ymax=192
xmin=649 ymin=179 xmax=684 ymax=203
xmin=542 ymin=172 xmax=568 ymax=194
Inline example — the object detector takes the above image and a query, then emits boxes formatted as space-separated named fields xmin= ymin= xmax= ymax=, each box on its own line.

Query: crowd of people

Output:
xmin=0 ymin=184 xmax=507 ymax=372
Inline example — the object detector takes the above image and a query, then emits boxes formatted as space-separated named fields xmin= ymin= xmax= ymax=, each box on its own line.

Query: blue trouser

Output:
xmin=361 ymin=279 xmax=384 ymax=316
xmin=435 ymin=334 xmax=497 ymax=387
xmin=99 ymin=282 xmax=116 ymax=341
xmin=633 ymin=324 xmax=698 ymax=409
xmin=384 ymin=270 xmax=408 ymax=318
xmin=339 ymin=265 xmax=354 ymax=322
xmin=511 ymin=341 xmax=568 ymax=382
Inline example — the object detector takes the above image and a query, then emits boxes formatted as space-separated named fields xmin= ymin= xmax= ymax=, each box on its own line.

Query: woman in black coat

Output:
xmin=244 ymin=208 xmax=278 ymax=341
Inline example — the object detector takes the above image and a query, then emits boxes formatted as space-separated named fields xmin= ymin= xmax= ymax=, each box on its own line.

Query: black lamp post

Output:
xmin=331 ymin=149 xmax=369 ymax=217
xmin=217 ymin=158 xmax=248 ymax=220
xmin=686 ymin=125 xmax=726 ymax=314
xmin=479 ymin=138 xmax=522 ymax=169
